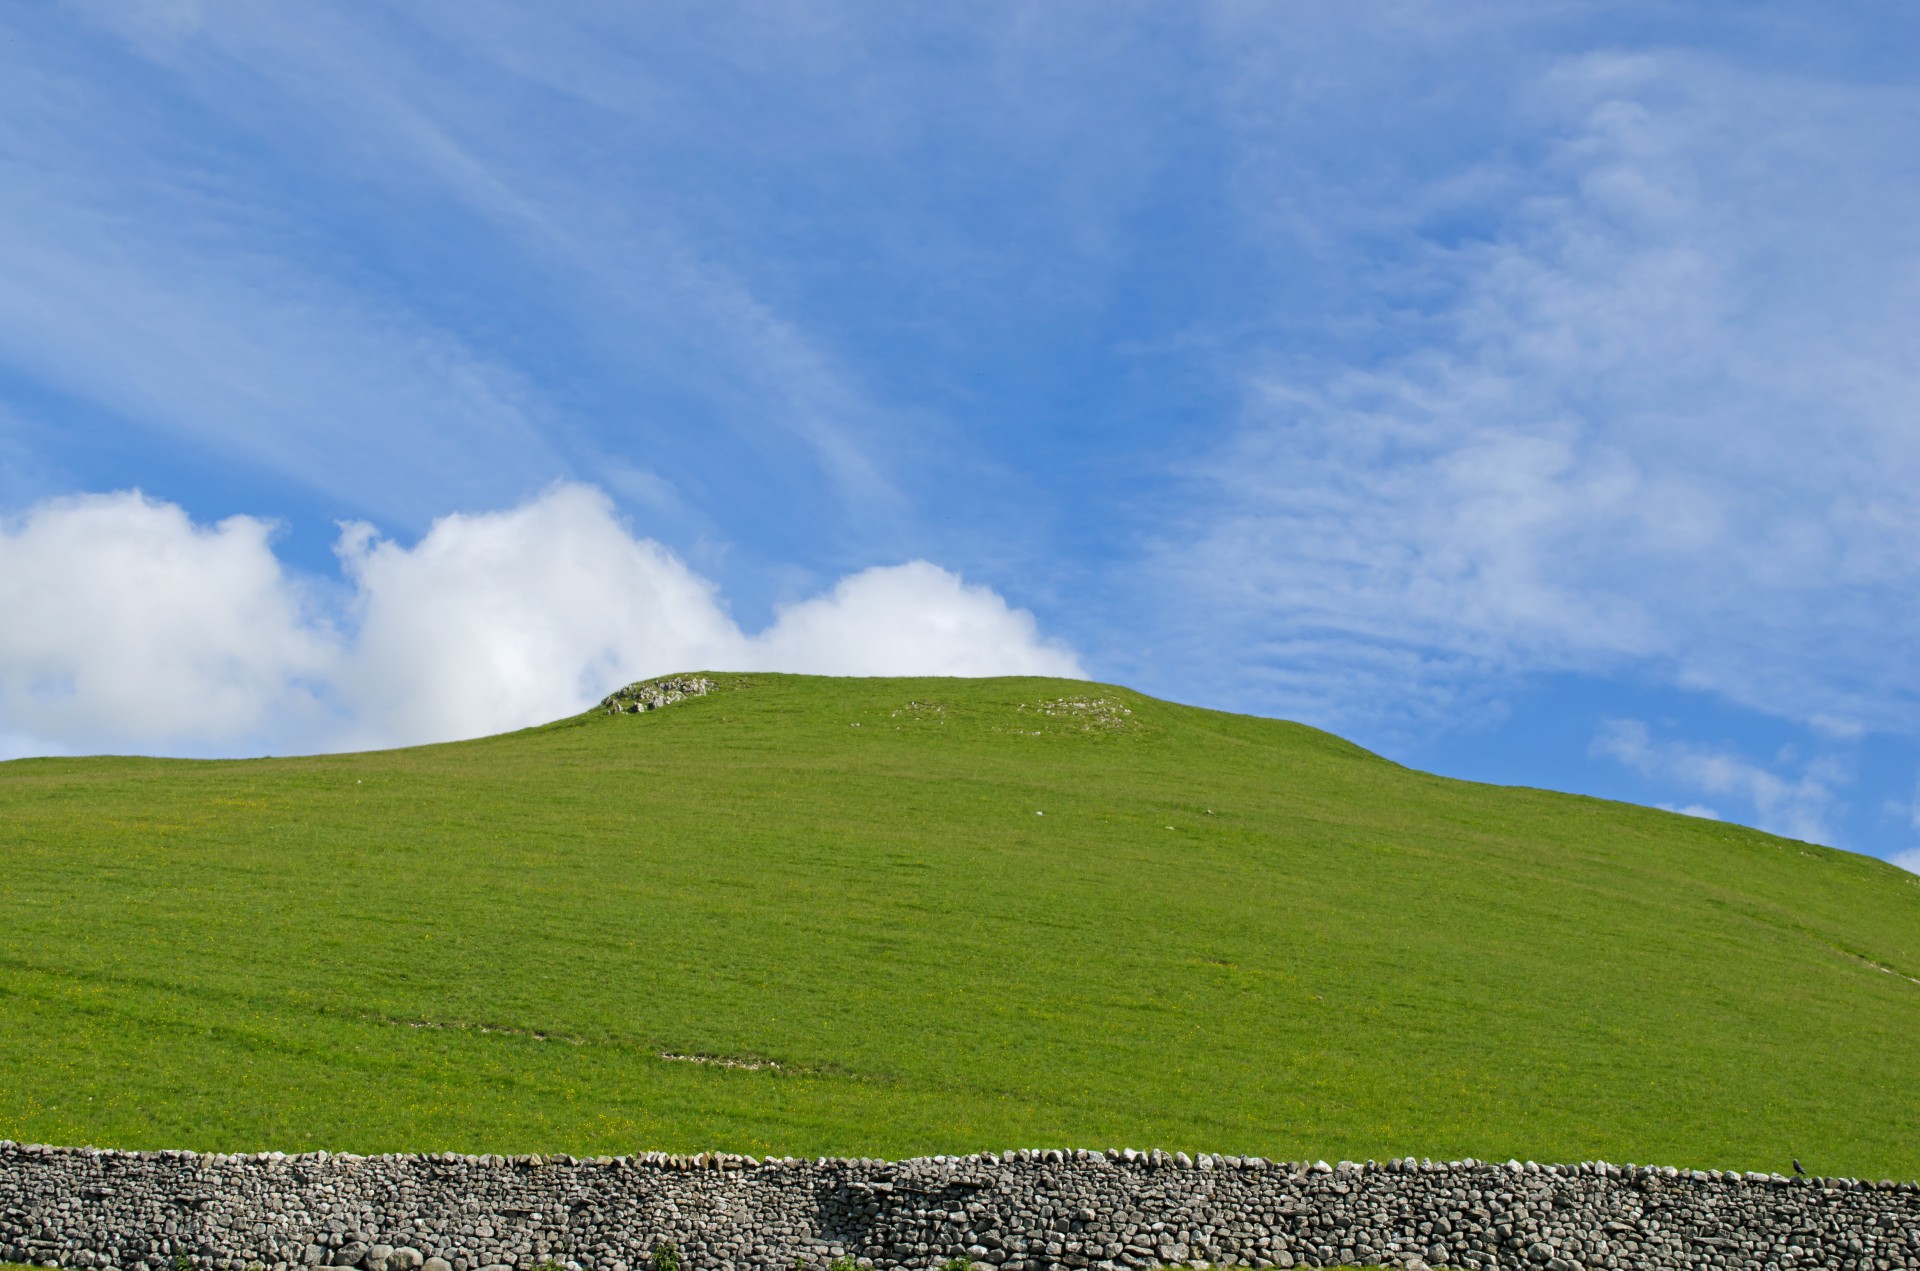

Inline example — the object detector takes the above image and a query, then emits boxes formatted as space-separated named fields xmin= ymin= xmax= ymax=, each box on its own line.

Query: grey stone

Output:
xmin=335 ymin=1246 xmax=369 ymax=1267
xmin=388 ymin=1251 xmax=424 ymax=1271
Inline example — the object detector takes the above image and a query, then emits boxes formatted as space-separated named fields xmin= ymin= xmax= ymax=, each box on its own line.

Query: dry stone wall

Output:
xmin=4 ymin=1143 xmax=1918 ymax=1271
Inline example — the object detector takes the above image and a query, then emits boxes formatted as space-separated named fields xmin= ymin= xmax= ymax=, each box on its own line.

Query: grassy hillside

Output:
xmin=3 ymin=674 xmax=1917 ymax=1175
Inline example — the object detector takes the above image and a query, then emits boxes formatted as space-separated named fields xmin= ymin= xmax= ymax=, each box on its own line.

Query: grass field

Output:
xmin=3 ymin=674 xmax=1918 ymax=1175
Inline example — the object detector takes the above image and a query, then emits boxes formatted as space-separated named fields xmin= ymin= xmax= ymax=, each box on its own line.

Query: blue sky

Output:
xmin=2 ymin=2 xmax=1918 ymax=872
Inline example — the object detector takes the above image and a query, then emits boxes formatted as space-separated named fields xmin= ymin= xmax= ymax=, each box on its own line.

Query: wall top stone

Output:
xmin=3 ymin=1141 xmax=1909 ymax=1189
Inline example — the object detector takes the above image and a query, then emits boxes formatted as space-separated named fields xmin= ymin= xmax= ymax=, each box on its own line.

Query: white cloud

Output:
xmin=332 ymin=485 xmax=745 ymax=749
xmin=1658 ymin=803 xmax=1720 ymax=821
xmin=0 ymin=732 xmax=67 ymax=761
xmin=1152 ymin=48 xmax=1920 ymax=738
xmin=0 ymin=492 xmax=333 ymax=752
xmin=1592 ymin=719 xmax=1839 ymax=845
xmin=1892 ymin=849 xmax=1920 ymax=878
xmin=0 ymin=484 xmax=1083 ymax=756
xmin=750 ymin=561 xmax=1082 ymax=680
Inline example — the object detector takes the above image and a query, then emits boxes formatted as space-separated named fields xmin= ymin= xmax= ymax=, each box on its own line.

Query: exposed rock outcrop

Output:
xmin=599 ymin=675 xmax=715 ymax=715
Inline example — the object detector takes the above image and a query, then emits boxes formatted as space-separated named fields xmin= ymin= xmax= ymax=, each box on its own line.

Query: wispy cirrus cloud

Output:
xmin=1882 ymin=778 xmax=1920 ymax=876
xmin=1145 ymin=48 xmax=1920 ymax=744
xmin=1591 ymin=719 xmax=1842 ymax=846
xmin=0 ymin=2 xmax=914 ymax=537
xmin=0 ymin=9 xmax=568 ymax=524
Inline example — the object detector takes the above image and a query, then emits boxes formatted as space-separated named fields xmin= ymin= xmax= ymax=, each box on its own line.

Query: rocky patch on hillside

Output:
xmin=1016 ymin=696 xmax=1137 ymax=733
xmin=600 ymin=675 xmax=715 ymax=715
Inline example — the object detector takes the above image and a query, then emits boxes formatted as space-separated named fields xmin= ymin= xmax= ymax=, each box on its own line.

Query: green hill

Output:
xmin=3 ymin=673 xmax=1917 ymax=1175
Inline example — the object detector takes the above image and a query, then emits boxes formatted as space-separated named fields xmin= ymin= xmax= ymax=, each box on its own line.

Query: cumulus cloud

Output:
xmin=749 ymin=562 xmax=1080 ymax=679
xmin=1893 ymin=850 xmax=1920 ymax=878
xmin=1591 ymin=719 xmax=1841 ymax=845
xmin=332 ymin=486 xmax=744 ymax=749
xmin=0 ymin=492 xmax=332 ymax=752
xmin=0 ymin=484 xmax=1083 ymax=756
